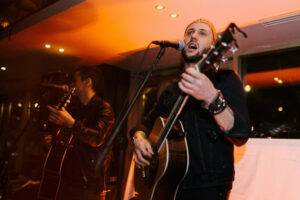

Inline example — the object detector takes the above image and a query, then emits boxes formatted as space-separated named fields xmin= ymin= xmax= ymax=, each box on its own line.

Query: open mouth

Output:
xmin=188 ymin=43 xmax=198 ymax=50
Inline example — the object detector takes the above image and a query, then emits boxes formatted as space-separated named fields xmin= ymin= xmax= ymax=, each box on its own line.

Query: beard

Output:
xmin=181 ymin=47 xmax=210 ymax=63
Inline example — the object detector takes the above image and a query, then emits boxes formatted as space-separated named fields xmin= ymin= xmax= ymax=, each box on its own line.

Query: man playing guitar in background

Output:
xmin=40 ymin=66 xmax=114 ymax=200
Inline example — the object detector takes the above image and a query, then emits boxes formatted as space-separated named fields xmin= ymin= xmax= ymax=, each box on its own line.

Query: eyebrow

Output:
xmin=186 ymin=28 xmax=209 ymax=34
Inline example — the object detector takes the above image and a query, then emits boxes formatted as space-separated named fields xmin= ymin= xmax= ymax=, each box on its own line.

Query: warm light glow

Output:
xmin=170 ymin=13 xmax=179 ymax=18
xmin=1 ymin=66 xmax=6 ymax=71
xmin=59 ymin=48 xmax=64 ymax=52
xmin=155 ymin=5 xmax=165 ymax=10
xmin=1 ymin=0 xmax=300 ymax=66
xmin=34 ymin=103 xmax=39 ymax=108
xmin=246 ymin=67 xmax=300 ymax=87
xmin=273 ymin=77 xmax=283 ymax=84
xmin=17 ymin=103 xmax=22 ymax=107
xmin=244 ymin=85 xmax=251 ymax=92
xmin=278 ymin=106 xmax=283 ymax=112
xmin=1 ymin=21 xmax=9 ymax=28
xmin=45 ymin=44 xmax=51 ymax=48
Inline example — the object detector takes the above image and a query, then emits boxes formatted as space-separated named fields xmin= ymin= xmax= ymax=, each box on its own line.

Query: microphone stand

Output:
xmin=96 ymin=47 xmax=166 ymax=168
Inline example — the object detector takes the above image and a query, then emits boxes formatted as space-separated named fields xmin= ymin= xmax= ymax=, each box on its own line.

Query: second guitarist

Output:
xmin=44 ymin=66 xmax=114 ymax=200
xmin=131 ymin=18 xmax=250 ymax=200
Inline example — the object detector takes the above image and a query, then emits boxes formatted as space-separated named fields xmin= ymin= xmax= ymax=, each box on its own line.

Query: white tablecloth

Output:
xmin=232 ymin=138 xmax=300 ymax=200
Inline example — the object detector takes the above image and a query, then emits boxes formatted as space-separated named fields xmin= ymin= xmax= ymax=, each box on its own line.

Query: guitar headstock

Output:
xmin=197 ymin=23 xmax=247 ymax=72
xmin=56 ymin=87 xmax=76 ymax=110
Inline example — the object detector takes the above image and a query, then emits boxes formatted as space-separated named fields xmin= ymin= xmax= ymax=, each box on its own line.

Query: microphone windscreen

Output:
xmin=177 ymin=40 xmax=185 ymax=50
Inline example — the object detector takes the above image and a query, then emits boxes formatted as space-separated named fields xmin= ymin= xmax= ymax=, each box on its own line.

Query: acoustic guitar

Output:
xmin=133 ymin=23 xmax=247 ymax=200
xmin=38 ymin=87 xmax=75 ymax=200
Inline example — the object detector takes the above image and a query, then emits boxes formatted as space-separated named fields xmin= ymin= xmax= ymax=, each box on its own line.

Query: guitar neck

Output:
xmin=152 ymin=92 xmax=189 ymax=153
xmin=56 ymin=88 xmax=75 ymax=110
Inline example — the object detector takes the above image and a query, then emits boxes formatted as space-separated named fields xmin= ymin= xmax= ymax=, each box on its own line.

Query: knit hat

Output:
xmin=184 ymin=18 xmax=217 ymax=42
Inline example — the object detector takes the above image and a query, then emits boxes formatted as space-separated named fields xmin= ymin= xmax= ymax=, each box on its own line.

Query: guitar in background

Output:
xmin=38 ymin=87 xmax=75 ymax=200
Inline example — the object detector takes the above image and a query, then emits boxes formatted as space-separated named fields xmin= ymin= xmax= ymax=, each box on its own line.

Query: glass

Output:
xmin=242 ymin=47 xmax=300 ymax=138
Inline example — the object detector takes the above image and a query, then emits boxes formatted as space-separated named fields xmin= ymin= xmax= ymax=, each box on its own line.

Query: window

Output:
xmin=241 ymin=46 xmax=300 ymax=138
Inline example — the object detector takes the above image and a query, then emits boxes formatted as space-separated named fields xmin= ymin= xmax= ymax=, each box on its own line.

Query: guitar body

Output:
xmin=134 ymin=117 xmax=189 ymax=200
xmin=38 ymin=129 xmax=73 ymax=200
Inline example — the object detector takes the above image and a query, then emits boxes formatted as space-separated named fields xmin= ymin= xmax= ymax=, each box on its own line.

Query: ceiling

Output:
xmin=0 ymin=0 xmax=300 ymax=95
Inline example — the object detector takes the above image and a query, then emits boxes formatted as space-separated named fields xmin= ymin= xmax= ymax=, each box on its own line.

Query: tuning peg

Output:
xmin=213 ymin=51 xmax=219 ymax=56
xmin=229 ymin=46 xmax=238 ymax=54
xmin=221 ymin=42 xmax=228 ymax=47
xmin=221 ymin=56 xmax=228 ymax=63
xmin=210 ymin=45 xmax=215 ymax=49
xmin=213 ymin=63 xmax=220 ymax=71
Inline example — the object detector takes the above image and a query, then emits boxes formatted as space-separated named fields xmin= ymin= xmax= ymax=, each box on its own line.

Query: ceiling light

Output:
xmin=273 ymin=77 xmax=279 ymax=81
xmin=170 ymin=13 xmax=179 ymax=18
xmin=59 ymin=48 xmax=64 ymax=53
xmin=155 ymin=5 xmax=165 ymax=10
xmin=45 ymin=44 xmax=51 ymax=48
xmin=278 ymin=107 xmax=283 ymax=112
xmin=1 ymin=66 xmax=6 ymax=71
xmin=277 ymin=79 xmax=283 ymax=84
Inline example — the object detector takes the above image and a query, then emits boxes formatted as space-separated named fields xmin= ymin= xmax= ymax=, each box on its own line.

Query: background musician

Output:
xmin=46 ymin=66 xmax=114 ymax=200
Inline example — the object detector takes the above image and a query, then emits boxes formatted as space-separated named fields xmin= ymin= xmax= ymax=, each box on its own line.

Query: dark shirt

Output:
xmin=131 ymin=69 xmax=250 ymax=189
xmin=59 ymin=95 xmax=114 ymax=197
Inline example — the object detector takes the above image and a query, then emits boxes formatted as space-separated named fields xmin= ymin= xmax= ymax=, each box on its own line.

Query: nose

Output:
xmin=191 ymin=32 xmax=199 ymax=40
xmin=184 ymin=31 xmax=198 ymax=43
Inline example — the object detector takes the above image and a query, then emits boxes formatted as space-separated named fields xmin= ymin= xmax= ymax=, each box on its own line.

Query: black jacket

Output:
xmin=131 ymin=69 xmax=250 ymax=189
xmin=60 ymin=95 xmax=114 ymax=193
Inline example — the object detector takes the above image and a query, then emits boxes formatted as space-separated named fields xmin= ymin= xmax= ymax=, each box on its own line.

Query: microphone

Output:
xmin=39 ymin=83 xmax=70 ymax=92
xmin=152 ymin=40 xmax=185 ymax=50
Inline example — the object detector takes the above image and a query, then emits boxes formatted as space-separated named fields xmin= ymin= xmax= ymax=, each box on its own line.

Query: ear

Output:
xmin=84 ymin=77 xmax=93 ymax=88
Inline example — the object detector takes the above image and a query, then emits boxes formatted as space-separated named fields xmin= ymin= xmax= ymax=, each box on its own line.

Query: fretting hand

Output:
xmin=178 ymin=66 xmax=218 ymax=104
xmin=48 ymin=106 xmax=75 ymax=128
